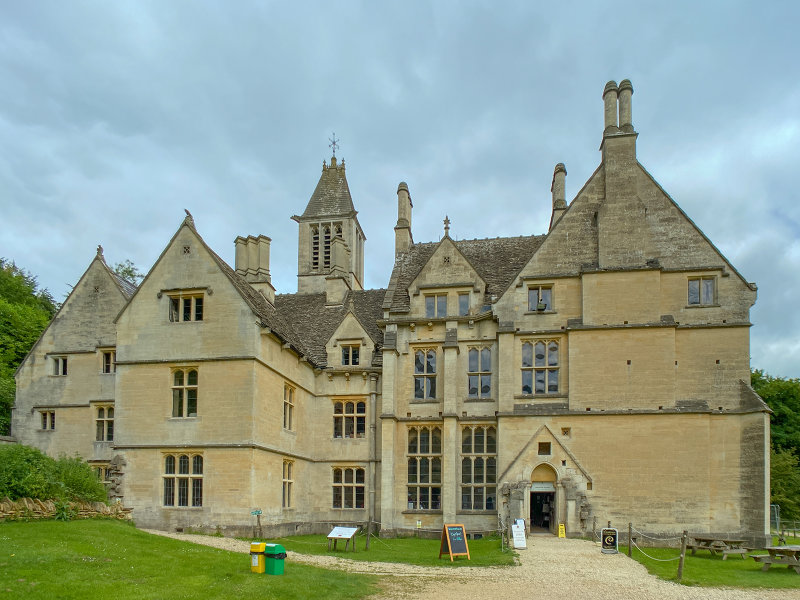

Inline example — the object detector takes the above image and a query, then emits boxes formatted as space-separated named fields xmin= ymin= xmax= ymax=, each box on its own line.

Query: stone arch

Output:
xmin=531 ymin=462 xmax=558 ymax=483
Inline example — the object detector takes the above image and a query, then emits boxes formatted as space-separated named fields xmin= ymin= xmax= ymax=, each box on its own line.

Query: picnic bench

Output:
xmin=749 ymin=545 xmax=800 ymax=573
xmin=686 ymin=536 xmax=748 ymax=560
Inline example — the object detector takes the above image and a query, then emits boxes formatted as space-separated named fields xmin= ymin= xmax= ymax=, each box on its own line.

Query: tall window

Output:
xmin=461 ymin=426 xmax=497 ymax=510
xmin=333 ymin=401 xmax=366 ymax=438
xmin=323 ymin=226 xmax=331 ymax=269
xmin=458 ymin=293 xmax=470 ymax=316
xmin=169 ymin=293 xmax=204 ymax=322
xmin=341 ymin=344 xmax=360 ymax=366
xmin=52 ymin=356 xmax=68 ymax=376
xmin=282 ymin=460 xmax=293 ymax=508
xmin=425 ymin=294 xmax=447 ymax=318
xmin=522 ymin=341 xmax=559 ymax=395
xmin=688 ymin=276 xmax=715 ymax=306
xmin=528 ymin=285 xmax=553 ymax=311
xmin=311 ymin=226 xmax=320 ymax=269
xmin=283 ymin=385 xmax=295 ymax=431
xmin=407 ymin=426 xmax=442 ymax=510
xmin=163 ymin=454 xmax=203 ymax=507
xmin=468 ymin=347 xmax=492 ymax=398
xmin=102 ymin=350 xmax=116 ymax=374
xmin=40 ymin=410 xmax=55 ymax=430
xmin=96 ymin=406 xmax=114 ymax=441
xmin=414 ymin=350 xmax=437 ymax=400
xmin=332 ymin=467 xmax=365 ymax=509
xmin=172 ymin=369 xmax=198 ymax=417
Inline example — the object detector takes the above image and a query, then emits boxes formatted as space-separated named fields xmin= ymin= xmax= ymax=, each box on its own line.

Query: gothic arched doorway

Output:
xmin=530 ymin=463 xmax=557 ymax=534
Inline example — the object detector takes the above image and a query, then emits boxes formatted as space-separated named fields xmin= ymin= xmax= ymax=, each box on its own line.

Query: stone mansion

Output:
xmin=12 ymin=80 xmax=770 ymax=544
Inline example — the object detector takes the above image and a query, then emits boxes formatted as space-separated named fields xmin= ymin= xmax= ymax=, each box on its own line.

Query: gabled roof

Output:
xmin=298 ymin=157 xmax=356 ymax=220
xmin=383 ymin=235 xmax=545 ymax=313
xmin=274 ymin=289 xmax=385 ymax=367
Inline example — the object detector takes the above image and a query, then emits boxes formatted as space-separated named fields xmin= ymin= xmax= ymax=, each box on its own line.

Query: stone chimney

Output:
xmin=234 ymin=235 xmax=275 ymax=304
xmin=549 ymin=163 xmax=567 ymax=231
xmin=618 ymin=79 xmax=634 ymax=133
xmin=603 ymin=81 xmax=620 ymax=134
xmin=394 ymin=182 xmax=413 ymax=255
xmin=325 ymin=235 xmax=352 ymax=304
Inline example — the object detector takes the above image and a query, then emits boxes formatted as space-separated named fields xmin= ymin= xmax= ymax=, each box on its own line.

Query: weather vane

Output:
xmin=329 ymin=132 xmax=340 ymax=158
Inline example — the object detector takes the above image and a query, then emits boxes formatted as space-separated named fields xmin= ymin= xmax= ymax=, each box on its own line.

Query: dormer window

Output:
xmin=458 ymin=293 xmax=470 ymax=316
xmin=528 ymin=285 xmax=552 ymax=312
xmin=425 ymin=294 xmax=447 ymax=318
xmin=341 ymin=344 xmax=360 ymax=366
xmin=169 ymin=293 xmax=204 ymax=322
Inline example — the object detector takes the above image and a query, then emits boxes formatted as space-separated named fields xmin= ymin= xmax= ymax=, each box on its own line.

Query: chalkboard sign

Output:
xmin=439 ymin=524 xmax=470 ymax=561
xmin=601 ymin=528 xmax=618 ymax=554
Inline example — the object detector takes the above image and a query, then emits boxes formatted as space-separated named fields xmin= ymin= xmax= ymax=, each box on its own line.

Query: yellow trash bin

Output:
xmin=250 ymin=542 xmax=266 ymax=574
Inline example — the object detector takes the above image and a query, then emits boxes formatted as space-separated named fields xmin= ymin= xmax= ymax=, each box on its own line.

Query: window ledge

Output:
xmin=333 ymin=436 xmax=367 ymax=441
xmin=162 ymin=507 xmax=204 ymax=510
xmin=282 ymin=429 xmax=297 ymax=436
xmin=514 ymin=393 xmax=567 ymax=400
xmin=37 ymin=429 xmax=55 ymax=433
xmin=524 ymin=310 xmax=557 ymax=315
xmin=456 ymin=510 xmax=497 ymax=515
xmin=402 ymin=510 xmax=443 ymax=515
xmin=464 ymin=397 xmax=494 ymax=403
xmin=685 ymin=304 xmax=720 ymax=309
xmin=410 ymin=399 xmax=440 ymax=405
xmin=167 ymin=417 xmax=201 ymax=422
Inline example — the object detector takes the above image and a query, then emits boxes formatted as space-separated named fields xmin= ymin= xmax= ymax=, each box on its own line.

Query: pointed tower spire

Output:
xmin=292 ymin=144 xmax=366 ymax=294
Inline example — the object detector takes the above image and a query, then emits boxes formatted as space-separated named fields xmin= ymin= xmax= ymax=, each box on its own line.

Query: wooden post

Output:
xmin=593 ymin=516 xmax=597 ymax=542
xmin=677 ymin=530 xmax=688 ymax=582
xmin=366 ymin=519 xmax=372 ymax=550
xmin=256 ymin=514 xmax=262 ymax=539
xmin=628 ymin=522 xmax=632 ymax=557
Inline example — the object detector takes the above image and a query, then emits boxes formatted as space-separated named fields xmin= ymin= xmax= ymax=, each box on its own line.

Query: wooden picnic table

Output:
xmin=750 ymin=546 xmax=800 ymax=573
xmin=687 ymin=536 xmax=748 ymax=560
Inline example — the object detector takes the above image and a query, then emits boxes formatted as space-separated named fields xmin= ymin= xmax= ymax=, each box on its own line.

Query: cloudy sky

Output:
xmin=1 ymin=1 xmax=798 ymax=377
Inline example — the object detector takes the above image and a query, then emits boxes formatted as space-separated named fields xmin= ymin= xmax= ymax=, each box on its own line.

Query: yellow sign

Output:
xmin=558 ymin=523 xmax=566 ymax=538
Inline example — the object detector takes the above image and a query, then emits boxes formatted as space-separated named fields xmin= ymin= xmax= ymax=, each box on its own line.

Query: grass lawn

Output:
xmin=0 ymin=520 xmax=380 ymax=600
xmin=262 ymin=531 xmax=515 ymax=567
xmin=622 ymin=544 xmax=800 ymax=589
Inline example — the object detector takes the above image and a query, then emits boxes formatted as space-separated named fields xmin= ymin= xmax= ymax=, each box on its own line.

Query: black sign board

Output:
xmin=601 ymin=527 xmax=618 ymax=554
xmin=439 ymin=524 xmax=470 ymax=561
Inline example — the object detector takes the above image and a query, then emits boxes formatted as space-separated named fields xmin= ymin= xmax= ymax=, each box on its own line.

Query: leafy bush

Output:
xmin=52 ymin=455 xmax=107 ymax=502
xmin=0 ymin=445 xmax=107 ymax=503
xmin=0 ymin=444 xmax=57 ymax=499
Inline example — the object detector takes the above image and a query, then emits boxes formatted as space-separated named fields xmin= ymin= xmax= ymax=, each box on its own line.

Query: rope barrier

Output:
xmin=630 ymin=526 xmax=683 ymax=542
xmin=631 ymin=540 xmax=681 ymax=562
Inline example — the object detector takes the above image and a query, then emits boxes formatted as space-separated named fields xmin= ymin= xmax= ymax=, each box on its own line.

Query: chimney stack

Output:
xmin=618 ymin=79 xmax=634 ymax=133
xmin=234 ymin=235 xmax=275 ymax=304
xmin=603 ymin=81 xmax=619 ymax=134
xmin=394 ymin=182 xmax=414 ymax=254
xmin=549 ymin=163 xmax=567 ymax=231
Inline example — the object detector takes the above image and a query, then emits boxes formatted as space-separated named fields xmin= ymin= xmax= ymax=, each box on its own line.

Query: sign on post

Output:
xmin=601 ymin=528 xmax=618 ymax=554
xmin=327 ymin=526 xmax=359 ymax=552
xmin=439 ymin=524 xmax=470 ymax=561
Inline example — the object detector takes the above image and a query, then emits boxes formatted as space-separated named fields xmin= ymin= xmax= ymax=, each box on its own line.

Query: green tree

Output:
xmin=752 ymin=369 xmax=800 ymax=456
xmin=771 ymin=447 xmax=800 ymax=520
xmin=113 ymin=259 xmax=144 ymax=284
xmin=753 ymin=369 xmax=800 ymax=522
xmin=0 ymin=259 xmax=58 ymax=435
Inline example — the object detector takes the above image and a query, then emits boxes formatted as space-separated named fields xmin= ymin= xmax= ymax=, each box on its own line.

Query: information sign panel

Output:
xmin=511 ymin=523 xmax=527 ymax=549
xmin=558 ymin=523 xmax=566 ymax=538
xmin=439 ymin=524 xmax=470 ymax=561
xmin=601 ymin=528 xmax=619 ymax=554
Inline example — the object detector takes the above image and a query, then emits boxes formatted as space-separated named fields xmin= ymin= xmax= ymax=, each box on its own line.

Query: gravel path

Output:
xmin=142 ymin=529 xmax=800 ymax=599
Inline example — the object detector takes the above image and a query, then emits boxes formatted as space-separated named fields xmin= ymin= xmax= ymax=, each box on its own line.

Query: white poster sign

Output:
xmin=511 ymin=523 xmax=527 ymax=549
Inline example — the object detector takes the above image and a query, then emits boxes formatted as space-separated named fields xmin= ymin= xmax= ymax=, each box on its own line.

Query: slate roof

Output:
xmin=299 ymin=157 xmax=357 ymax=219
xmin=274 ymin=289 xmax=386 ymax=367
xmin=110 ymin=272 xmax=137 ymax=298
xmin=383 ymin=235 xmax=546 ymax=313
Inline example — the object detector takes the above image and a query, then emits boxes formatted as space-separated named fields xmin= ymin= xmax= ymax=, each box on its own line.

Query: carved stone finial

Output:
xmin=96 ymin=244 xmax=104 ymax=258
xmin=443 ymin=215 xmax=451 ymax=237
xmin=184 ymin=209 xmax=194 ymax=226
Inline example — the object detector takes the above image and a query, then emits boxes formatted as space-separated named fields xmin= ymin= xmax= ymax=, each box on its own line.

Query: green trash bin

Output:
xmin=264 ymin=543 xmax=286 ymax=575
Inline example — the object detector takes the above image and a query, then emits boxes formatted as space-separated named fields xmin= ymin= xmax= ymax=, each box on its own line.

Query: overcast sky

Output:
xmin=1 ymin=1 xmax=798 ymax=378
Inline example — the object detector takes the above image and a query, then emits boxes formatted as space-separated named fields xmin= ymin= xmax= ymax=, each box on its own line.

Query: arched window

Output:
xmin=163 ymin=453 xmax=203 ymax=507
xmin=407 ymin=426 xmax=442 ymax=510
xmin=460 ymin=426 xmax=497 ymax=510
xmin=521 ymin=341 xmax=559 ymax=395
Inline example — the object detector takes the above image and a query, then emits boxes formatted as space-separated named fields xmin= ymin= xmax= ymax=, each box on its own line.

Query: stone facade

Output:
xmin=12 ymin=80 xmax=770 ymax=544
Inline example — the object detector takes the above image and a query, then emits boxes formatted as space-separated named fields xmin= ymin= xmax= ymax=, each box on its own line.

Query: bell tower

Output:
xmin=292 ymin=148 xmax=366 ymax=295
